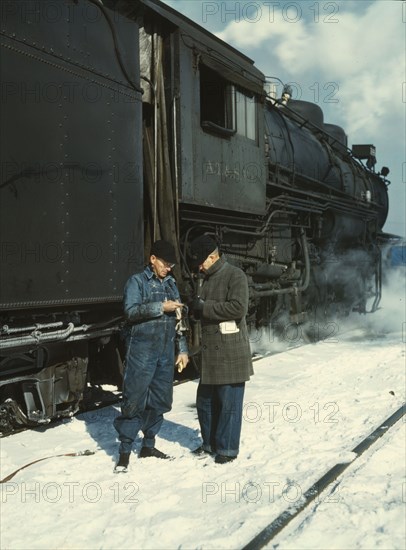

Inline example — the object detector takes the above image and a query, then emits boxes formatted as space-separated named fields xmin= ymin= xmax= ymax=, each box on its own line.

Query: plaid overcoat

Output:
xmin=199 ymin=255 xmax=254 ymax=384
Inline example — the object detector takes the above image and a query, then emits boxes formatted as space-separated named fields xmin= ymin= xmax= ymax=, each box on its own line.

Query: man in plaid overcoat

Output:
xmin=189 ymin=235 xmax=253 ymax=464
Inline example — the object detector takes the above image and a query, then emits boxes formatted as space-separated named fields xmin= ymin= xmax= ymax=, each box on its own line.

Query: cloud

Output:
xmin=216 ymin=2 xmax=404 ymax=136
xmin=215 ymin=5 xmax=308 ymax=49
xmin=215 ymin=2 xmax=405 ymax=239
xmin=161 ymin=0 xmax=405 ymax=237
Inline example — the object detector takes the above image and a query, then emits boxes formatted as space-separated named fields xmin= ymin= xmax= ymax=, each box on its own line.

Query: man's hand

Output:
xmin=175 ymin=353 xmax=189 ymax=372
xmin=190 ymin=295 xmax=205 ymax=319
xmin=163 ymin=300 xmax=183 ymax=313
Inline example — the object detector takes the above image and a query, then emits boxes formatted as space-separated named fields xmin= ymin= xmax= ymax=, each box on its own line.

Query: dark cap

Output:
xmin=150 ymin=240 xmax=177 ymax=265
xmin=189 ymin=235 xmax=218 ymax=266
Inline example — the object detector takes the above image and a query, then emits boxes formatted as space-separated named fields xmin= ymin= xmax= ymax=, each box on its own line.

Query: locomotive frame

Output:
xmin=0 ymin=0 xmax=391 ymax=434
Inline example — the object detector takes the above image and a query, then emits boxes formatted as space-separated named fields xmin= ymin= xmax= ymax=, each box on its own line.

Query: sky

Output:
xmin=162 ymin=0 xmax=406 ymax=238
xmin=1 ymin=269 xmax=404 ymax=549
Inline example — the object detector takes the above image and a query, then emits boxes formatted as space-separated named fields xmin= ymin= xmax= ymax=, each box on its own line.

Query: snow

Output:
xmin=275 ymin=420 xmax=406 ymax=550
xmin=1 ymin=273 xmax=405 ymax=550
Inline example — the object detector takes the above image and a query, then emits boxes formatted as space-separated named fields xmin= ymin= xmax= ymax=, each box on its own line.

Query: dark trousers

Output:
xmin=196 ymin=382 xmax=245 ymax=457
xmin=114 ymin=338 xmax=174 ymax=454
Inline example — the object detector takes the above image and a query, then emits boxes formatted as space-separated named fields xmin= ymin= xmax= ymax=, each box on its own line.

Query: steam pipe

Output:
xmin=0 ymin=323 xmax=76 ymax=349
xmin=368 ymin=245 xmax=382 ymax=313
xmin=0 ymin=320 xmax=126 ymax=349
xmin=250 ymin=229 xmax=310 ymax=298
xmin=140 ymin=73 xmax=158 ymax=240
xmin=1 ymin=322 xmax=64 ymax=335
xmin=222 ymin=209 xmax=297 ymax=238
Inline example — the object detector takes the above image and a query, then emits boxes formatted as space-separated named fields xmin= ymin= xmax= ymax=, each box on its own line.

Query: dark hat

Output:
xmin=189 ymin=235 xmax=218 ymax=266
xmin=150 ymin=240 xmax=177 ymax=265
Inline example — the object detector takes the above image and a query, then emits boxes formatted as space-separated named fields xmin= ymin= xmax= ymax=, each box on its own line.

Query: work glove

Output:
xmin=190 ymin=295 xmax=205 ymax=320
xmin=175 ymin=306 xmax=189 ymax=334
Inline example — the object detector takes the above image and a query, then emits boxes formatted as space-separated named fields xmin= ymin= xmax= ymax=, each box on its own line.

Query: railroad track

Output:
xmin=242 ymin=403 xmax=406 ymax=550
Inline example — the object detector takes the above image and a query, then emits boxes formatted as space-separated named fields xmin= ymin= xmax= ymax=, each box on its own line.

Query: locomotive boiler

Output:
xmin=0 ymin=0 xmax=391 ymax=433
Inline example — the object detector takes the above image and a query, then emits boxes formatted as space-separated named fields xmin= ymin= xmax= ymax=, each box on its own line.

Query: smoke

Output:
xmin=249 ymin=312 xmax=312 ymax=357
xmin=316 ymin=266 xmax=405 ymax=342
xmin=249 ymin=261 xmax=405 ymax=358
xmin=363 ymin=268 xmax=405 ymax=336
xmin=250 ymin=322 xmax=293 ymax=357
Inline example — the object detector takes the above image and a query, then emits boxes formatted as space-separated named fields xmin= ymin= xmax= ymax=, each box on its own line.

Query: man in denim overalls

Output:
xmin=114 ymin=240 xmax=189 ymax=471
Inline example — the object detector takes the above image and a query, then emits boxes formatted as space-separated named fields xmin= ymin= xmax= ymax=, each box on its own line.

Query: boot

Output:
xmin=215 ymin=454 xmax=237 ymax=464
xmin=139 ymin=447 xmax=170 ymax=459
xmin=114 ymin=452 xmax=130 ymax=473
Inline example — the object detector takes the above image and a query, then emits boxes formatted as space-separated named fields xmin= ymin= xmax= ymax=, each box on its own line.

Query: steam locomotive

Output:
xmin=0 ymin=0 xmax=391 ymax=433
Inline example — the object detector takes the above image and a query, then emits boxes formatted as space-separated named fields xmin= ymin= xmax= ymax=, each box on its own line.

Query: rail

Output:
xmin=242 ymin=403 xmax=406 ymax=550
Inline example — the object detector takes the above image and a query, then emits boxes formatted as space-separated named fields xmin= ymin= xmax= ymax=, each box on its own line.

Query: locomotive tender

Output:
xmin=0 ymin=0 xmax=390 ymax=433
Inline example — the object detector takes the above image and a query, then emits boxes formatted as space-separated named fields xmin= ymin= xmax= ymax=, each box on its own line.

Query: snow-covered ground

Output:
xmin=1 ymin=273 xmax=405 ymax=550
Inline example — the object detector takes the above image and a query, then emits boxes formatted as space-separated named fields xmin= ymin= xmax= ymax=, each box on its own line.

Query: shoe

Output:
xmin=114 ymin=452 xmax=130 ymax=473
xmin=215 ymin=454 xmax=237 ymax=464
xmin=139 ymin=446 xmax=170 ymax=459
xmin=191 ymin=446 xmax=213 ymax=456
